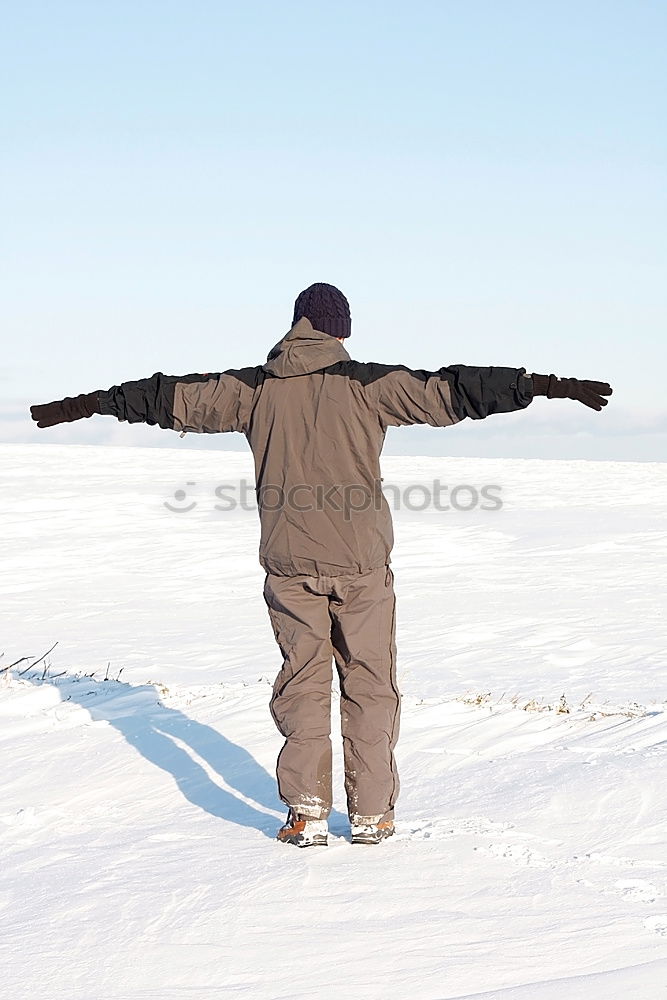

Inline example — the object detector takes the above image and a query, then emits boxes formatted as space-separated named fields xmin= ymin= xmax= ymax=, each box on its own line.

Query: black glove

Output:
xmin=531 ymin=374 xmax=613 ymax=412
xmin=30 ymin=391 xmax=101 ymax=428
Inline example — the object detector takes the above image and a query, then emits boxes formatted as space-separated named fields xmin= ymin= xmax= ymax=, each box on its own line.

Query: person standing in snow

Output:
xmin=30 ymin=283 xmax=613 ymax=847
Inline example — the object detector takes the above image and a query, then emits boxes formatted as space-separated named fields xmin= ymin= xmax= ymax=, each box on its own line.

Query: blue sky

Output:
xmin=2 ymin=0 xmax=666 ymax=459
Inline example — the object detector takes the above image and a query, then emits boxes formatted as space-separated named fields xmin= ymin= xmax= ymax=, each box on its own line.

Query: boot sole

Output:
xmin=277 ymin=834 xmax=328 ymax=848
xmin=351 ymin=828 xmax=395 ymax=846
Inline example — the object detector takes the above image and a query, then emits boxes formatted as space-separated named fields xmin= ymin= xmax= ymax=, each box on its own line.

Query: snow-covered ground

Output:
xmin=2 ymin=442 xmax=666 ymax=999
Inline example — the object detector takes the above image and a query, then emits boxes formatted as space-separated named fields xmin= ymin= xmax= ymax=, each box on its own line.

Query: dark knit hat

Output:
xmin=292 ymin=283 xmax=351 ymax=339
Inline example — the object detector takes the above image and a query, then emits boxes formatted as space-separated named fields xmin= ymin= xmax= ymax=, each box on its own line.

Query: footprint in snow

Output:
xmin=0 ymin=807 xmax=40 ymax=829
xmin=474 ymin=841 xmax=551 ymax=868
xmin=395 ymin=816 xmax=514 ymax=841
xmin=644 ymin=915 xmax=667 ymax=937
xmin=613 ymin=879 xmax=663 ymax=903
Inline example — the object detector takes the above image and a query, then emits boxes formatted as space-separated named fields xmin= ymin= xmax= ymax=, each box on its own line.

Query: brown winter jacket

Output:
xmin=98 ymin=319 xmax=534 ymax=575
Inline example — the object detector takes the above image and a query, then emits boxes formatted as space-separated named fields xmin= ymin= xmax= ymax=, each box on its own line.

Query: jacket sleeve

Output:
xmin=97 ymin=368 xmax=261 ymax=434
xmin=362 ymin=363 xmax=534 ymax=428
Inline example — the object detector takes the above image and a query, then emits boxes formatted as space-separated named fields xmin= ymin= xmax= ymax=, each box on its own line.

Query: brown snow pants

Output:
xmin=263 ymin=565 xmax=400 ymax=823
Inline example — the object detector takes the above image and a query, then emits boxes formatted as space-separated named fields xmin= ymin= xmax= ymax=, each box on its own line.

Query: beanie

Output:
xmin=292 ymin=283 xmax=351 ymax=339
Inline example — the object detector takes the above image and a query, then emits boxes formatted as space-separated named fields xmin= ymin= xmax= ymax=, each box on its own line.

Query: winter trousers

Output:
xmin=263 ymin=565 xmax=400 ymax=824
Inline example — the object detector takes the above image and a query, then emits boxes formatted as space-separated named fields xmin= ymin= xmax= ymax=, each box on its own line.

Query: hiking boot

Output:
xmin=350 ymin=817 xmax=395 ymax=845
xmin=276 ymin=810 xmax=328 ymax=848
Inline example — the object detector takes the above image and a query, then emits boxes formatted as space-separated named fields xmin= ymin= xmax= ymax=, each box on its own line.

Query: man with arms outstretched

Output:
xmin=31 ymin=283 xmax=612 ymax=846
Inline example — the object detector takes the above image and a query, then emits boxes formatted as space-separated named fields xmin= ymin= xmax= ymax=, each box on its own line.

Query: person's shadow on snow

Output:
xmin=21 ymin=670 xmax=347 ymax=839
